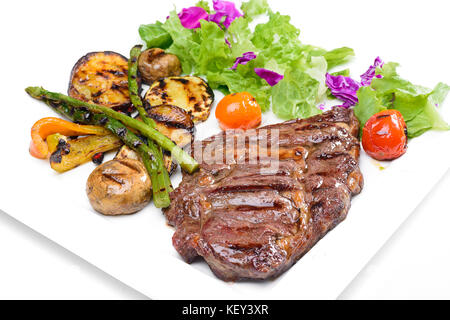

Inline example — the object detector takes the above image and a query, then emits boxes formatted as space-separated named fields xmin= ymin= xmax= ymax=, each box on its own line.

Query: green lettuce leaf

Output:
xmin=138 ymin=22 xmax=173 ymax=49
xmin=393 ymin=89 xmax=450 ymax=138
xmin=162 ymin=11 xmax=201 ymax=74
xmin=322 ymin=47 xmax=355 ymax=70
xmin=354 ymin=86 xmax=387 ymax=132
xmin=355 ymin=61 xmax=449 ymax=138
xmin=227 ymin=17 xmax=256 ymax=57
xmin=196 ymin=20 xmax=233 ymax=75
xmin=430 ymin=82 xmax=450 ymax=107
xmin=330 ymin=69 xmax=350 ymax=77
xmin=195 ymin=0 xmax=211 ymax=13
xmin=272 ymin=68 xmax=321 ymax=119
xmin=252 ymin=12 xmax=303 ymax=68
xmin=303 ymin=56 xmax=328 ymax=100
xmin=241 ymin=0 xmax=269 ymax=21
xmin=207 ymin=69 xmax=272 ymax=111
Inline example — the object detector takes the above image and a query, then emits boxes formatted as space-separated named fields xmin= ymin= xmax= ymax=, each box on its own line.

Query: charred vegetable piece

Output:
xmin=86 ymin=158 xmax=152 ymax=215
xmin=129 ymin=45 xmax=154 ymax=126
xmin=138 ymin=48 xmax=181 ymax=85
xmin=115 ymin=104 xmax=194 ymax=177
xmin=146 ymin=105 xmax=195 ymax=148
xmin=92 ymin=152 xmax=105 ymax=165
xmin=30 ymin=117 xmax=109 ymax=159
xmin=128 ymin=45 xmax=173 ymax=195
xmin=26 ymin=87 xmax=199 ymax=175
xmin=47 ymin=133 xmax=122 ymax=173
xmin=115 ymin=145 xmax=177 ymax=176
xmin=68 ymin=51 xmax=134 ymax=113
xmin=115 ymin=145 xmax=140 ymax=161
xmin=144 ymin=76 xmax=214 ymax=123
xmin=25 ymin=89 xmax=174 ymax=207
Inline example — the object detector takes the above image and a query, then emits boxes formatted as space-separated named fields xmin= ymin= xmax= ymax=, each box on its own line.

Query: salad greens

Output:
xmin=139 ymin=0 xmax=448 ymax=138
xmin=354 ymin=62 xmax=450 ymax=138
xmin=138 ymin=22 xmax=173 ymax=49
xmin=139 ymin=0 xmax=354 ymax=119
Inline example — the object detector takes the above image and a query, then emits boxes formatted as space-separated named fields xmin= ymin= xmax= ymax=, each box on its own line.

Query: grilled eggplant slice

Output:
xmin=146 ymin=105 xmax=195 ymax=148
xmin=144 ymin=76 xmax=214 ymax=123
xmin=114 ymin=105 xmax=194 ymax=176
xmin=69 ymin=51 xmax=135 ymax=113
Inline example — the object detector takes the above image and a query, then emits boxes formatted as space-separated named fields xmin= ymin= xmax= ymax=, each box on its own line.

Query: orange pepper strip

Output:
xmin=30 ymin=117 xmax=110 ymax=159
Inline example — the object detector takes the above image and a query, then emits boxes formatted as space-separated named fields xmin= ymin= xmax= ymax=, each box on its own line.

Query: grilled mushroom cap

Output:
xmin=86 ymin=158 xmax=151 ymax=216
xmin=138 ymin=48 xmax=182 ymax=85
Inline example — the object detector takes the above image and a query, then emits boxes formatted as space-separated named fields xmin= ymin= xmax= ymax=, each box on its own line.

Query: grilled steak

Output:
xmin=164 ymin=108 xmax=363 ymax=281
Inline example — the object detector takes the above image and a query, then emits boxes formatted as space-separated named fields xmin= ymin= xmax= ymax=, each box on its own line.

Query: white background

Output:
xmin=1 ymin=0 xmax=449 ymax=299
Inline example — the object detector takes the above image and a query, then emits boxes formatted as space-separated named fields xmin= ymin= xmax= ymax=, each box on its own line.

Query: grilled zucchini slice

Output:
xmin=69 ymin=51 xmax=134 ymax=113
xmin=144 ymin=76 xmax=214 ymax=123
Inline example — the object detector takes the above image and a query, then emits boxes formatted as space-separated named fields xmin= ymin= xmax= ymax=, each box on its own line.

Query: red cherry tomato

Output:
xmin=215 ymin=92 xmax=262 ymax=130
xmin=362 ymin=109 xmax=408 ymax=161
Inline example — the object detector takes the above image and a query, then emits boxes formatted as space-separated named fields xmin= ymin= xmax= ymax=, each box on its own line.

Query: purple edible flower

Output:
xmin=178 ymin=7 xmax=209 ymax=29
xmin=325 ymin=73 xmax=360 ymax=107
xmin=209 ymin=0 xmax=243 ymax=29
xmin=254 ymin=68 xmax=284 ymax=86
xmin=230 ymin=52 xmax=257 ymax=70
xmin=225 ymin=37 xmax=231 ymax=48
xmin=360 ymin=56 xmax=384 ymax=86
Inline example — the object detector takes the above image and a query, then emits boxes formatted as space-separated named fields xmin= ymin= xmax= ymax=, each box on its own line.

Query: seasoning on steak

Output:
xmin=164 ymin=108 xmax=363 ymax=281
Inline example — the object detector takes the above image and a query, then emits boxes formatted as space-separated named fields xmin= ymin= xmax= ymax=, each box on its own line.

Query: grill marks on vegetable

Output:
xmin=50 ymin=139 xmax=71 ymax=164
xmin=145 ymin=105 xmax=195 ymax=149
xmin=144 ymin=76 xmax=214 ymax=123
xmin=68 ymin=51 xmax=134 ymax=113
xmin=92 ymin=152 xmax=105 ymax=165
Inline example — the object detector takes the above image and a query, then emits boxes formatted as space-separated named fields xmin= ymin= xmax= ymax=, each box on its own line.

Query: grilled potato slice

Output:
xmin=69 ymin=51 xmax=134 ymax=113
xmin=144 ymin=76 xmax=214 ymax=123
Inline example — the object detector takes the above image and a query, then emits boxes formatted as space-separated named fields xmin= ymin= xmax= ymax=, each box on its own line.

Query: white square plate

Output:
xmin=1 ymin=0 xmax=449 ymax=299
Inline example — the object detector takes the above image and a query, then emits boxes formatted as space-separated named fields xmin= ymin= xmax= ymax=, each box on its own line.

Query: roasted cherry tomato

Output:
xmin=362 ymin=109 xmax=407 ymax=161
xmin=215 ymin=92 xmax=261 ymax=130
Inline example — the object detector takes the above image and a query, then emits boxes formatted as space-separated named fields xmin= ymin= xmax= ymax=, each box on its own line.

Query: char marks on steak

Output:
xmin=164 ymin=108 xmax=363 ymax=281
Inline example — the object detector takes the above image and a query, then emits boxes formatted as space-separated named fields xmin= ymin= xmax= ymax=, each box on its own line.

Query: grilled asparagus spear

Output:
xmin=25 ymin=86 xmax=199 ymax=174
xmin=128 ymin=44 xmax=173 ymax=196
xmin=25 ymin=91 xmax=171 ymax=208
xmin=128 ymin=45 xmax=153 ymax=126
